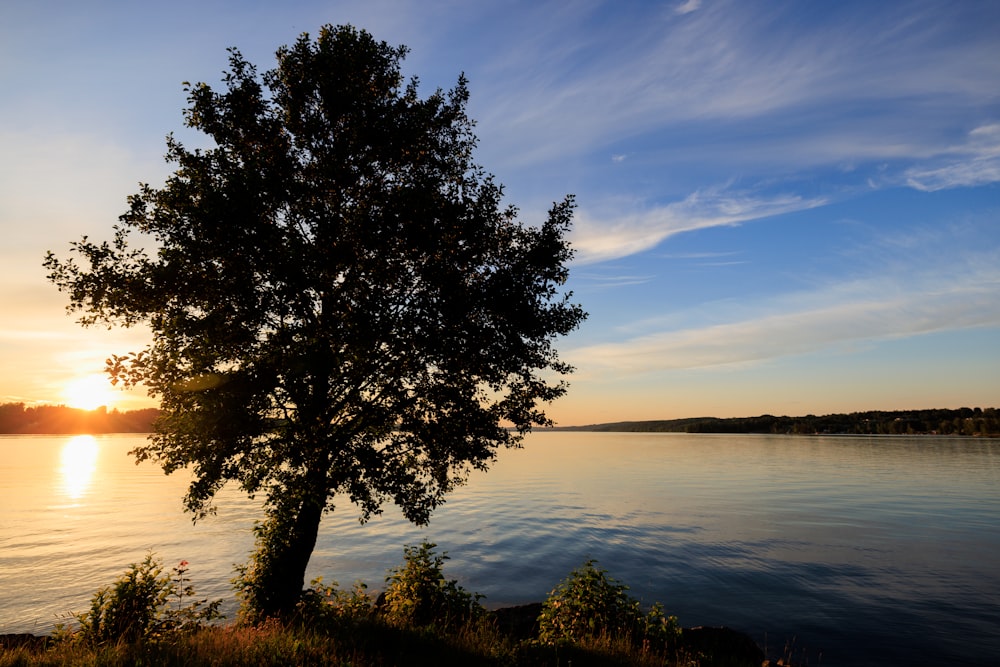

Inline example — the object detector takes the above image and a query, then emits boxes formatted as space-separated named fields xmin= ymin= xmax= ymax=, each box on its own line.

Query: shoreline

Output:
xmin=1 ymin=606 xmax=768 ymax=665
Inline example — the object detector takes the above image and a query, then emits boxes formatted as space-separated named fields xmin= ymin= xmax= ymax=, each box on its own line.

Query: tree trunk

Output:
xmin=242 ymin=491 xmax=325 ymax=620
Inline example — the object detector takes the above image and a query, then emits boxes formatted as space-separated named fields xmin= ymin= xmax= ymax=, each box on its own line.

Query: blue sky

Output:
xmin=1 ymin=0 xmax=998 ymax=424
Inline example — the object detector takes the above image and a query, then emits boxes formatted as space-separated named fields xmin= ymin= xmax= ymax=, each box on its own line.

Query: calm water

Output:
xmin=1 ymin=432 xmax=999 ymax=665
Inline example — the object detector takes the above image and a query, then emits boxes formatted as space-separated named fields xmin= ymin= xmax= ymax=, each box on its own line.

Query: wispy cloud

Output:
xmin=571 ymin=186 xmax=826 ymax=264
xmin=569 ymin=250 xmax=1000 ymax=373
xmin=574 ymin=271 xmax=655 ymax=290
xmin=655 ymin=250 xmax=746 ymax=268
xmin=905 ymin=124 xmax=1000 ymax=191
xmin=474 ymin=1 xmax=1000 ymax=176
xmin=674 ymin=0 xmax=701 ymax=15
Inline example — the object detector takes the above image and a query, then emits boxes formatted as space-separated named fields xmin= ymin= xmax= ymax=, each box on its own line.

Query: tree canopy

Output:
xmin=45 ymin=24 xmax=585 ymax=618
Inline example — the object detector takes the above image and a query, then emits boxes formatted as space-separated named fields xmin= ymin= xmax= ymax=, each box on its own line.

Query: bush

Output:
xmin=296 ymin=577 xmax=375 ymax=627
xmin=380 ymin=542 xmax=484 ymax=629
xmin=538 ymin=560 xmax=679 ymax=647
xmin=59 ymin=552 xmax=223 ymax=645
xmin=232 ymin=513 xmax=293 ymax=624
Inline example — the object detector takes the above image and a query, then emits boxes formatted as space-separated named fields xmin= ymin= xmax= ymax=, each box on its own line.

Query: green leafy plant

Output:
xmin=61 ymin=552 xmax=223 ymax=645
xmin=380 ymin=542 xmax=483 ymax=629
xmin=295 ymin=577 xmax=375 ymax=627
xmin=232 ymin=514 xmax=296 ymax=624
xmin=167 ymin=558 xmax=225 ymax=632
xmin=538 ymin=560 xmax=680 ymax=647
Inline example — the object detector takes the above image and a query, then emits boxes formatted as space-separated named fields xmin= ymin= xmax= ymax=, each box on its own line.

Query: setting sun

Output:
xmin=61 ymin=373 xmax=118 ymax=411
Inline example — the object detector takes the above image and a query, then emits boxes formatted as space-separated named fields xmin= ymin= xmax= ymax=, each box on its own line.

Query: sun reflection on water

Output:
xmin=60 ymin=435 xmax=99 ymax=500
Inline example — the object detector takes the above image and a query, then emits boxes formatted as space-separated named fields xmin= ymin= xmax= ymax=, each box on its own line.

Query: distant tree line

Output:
xmin=0 ymin=402 xmax=158 ymax=434
xmin=561 ymin=408 xmax=1000 ymax=437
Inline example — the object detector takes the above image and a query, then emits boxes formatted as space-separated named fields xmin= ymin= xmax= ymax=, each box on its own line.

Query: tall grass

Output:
xmin=2 ymin=618 xmax=705 ymax=667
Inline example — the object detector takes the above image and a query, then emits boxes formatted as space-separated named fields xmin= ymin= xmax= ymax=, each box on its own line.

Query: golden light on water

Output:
xmin=60 ymin=435 xmax=98 ymax=499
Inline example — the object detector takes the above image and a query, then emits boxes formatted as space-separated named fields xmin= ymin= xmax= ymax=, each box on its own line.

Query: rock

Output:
xmin=0 ymin=633 xmax=50 ymax=651
xmin=680 ymin=626 xmax=765 ymax=667
xmin=489 ymin=602 xmax=543 ymax=641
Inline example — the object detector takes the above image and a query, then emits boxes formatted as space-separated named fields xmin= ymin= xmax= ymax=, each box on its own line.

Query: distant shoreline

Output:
xmin=1 ymin=403 xmax=997 ymax=437
xmin=552 ymin=407 xmax=999 ymax=437
xmin=0 ymin=403 xmax=156 ymax=434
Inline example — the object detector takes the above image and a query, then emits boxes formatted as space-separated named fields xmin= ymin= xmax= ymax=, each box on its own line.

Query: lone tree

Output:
xmin=45 ymin=25 xmax=585 ymax=619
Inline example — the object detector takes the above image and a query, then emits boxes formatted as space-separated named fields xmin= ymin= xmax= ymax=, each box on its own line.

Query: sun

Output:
xmin=62 ymin=373 xmax=119 ymax=411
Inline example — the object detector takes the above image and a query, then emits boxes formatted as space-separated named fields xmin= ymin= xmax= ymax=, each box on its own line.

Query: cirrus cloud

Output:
xmin=905 ymin=124 xmax=1000 ymax=191
xmin=571 ymin=186 xmax=827 ymax=264
xmin=569 ymin=254 xmax=1000 ymax=373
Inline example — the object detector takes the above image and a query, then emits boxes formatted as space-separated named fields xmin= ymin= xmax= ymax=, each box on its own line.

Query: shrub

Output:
xmin=232 ymin=513 xmax=291 ymax=624
xmin=296 ymin=577 xmax=375 ymax=627
xmin=380 ymin=542 xmax=484 ymax=629
xmin=538 ymin=560 xmax=679 ymax=647
xmin=60 ymin=552 xmax=223 ymax=645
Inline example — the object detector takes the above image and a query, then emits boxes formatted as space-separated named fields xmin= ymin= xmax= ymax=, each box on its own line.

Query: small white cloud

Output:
xmin=611 ymin=154 xmax=627 ymax=163
xmin=675 ymin=0 xmax=702 ymax=15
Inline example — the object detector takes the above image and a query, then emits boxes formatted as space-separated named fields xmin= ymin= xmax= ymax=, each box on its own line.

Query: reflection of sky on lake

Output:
xmin=1 ymin=434 xmax=259 ymax=637
xmin=2 ymin=432 xmax=999 ymax=665
xmin=59 ymin=434 xmax=98 ymax=500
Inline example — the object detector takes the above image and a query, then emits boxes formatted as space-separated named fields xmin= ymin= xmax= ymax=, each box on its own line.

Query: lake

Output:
xmin=1 ymin=432 xmax=998 ymax=665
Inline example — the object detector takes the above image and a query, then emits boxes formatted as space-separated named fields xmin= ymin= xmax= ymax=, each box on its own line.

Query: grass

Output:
xmin=1 ymin=615 xmax=710 ymax=667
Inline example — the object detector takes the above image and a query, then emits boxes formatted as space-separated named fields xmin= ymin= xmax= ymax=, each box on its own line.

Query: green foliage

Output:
xmin=292 ymin=577 xmax=375 ymax=630
xmin=241 ymin=541 xmax=480 ymax=631
xmin=232 ymin=511 xmax=312 ymax=624
xmin=7 ymin=550 xmax=725 ymax=665
xmin=538 ymin=560 xmax=679 ymax=648
xmin=58 ymin=553 xmax=223 ymax=645
xmin=44 ymin=22 xmax=585 ymax=619
xmin=381 ymin=542 xmax=484 ymax=629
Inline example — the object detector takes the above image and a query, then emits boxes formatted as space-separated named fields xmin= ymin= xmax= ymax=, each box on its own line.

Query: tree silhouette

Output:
xmin=45 ymin=25 xmax=585 ymax=618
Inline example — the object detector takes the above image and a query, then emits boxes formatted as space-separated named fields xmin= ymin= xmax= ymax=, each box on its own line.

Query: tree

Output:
xmin=45 ymin=25 xmax=586 ymax=619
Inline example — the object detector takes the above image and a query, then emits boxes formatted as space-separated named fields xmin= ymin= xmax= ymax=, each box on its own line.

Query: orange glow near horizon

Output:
xmin=60 ymin=373 xmax=120 ymax=411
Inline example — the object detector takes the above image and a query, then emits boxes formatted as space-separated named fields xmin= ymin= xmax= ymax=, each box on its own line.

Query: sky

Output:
xmin=1 ymin=0 xmax=998 ymax=425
